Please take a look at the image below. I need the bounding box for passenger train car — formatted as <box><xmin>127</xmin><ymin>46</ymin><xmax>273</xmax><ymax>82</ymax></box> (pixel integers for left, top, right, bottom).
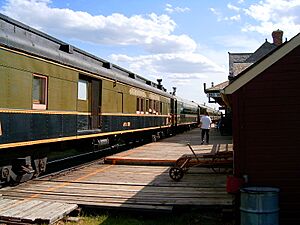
<box><xmin>0</xmin><ymin>14</ymin><xmax>217</xmax><ymax>184</ymax></box>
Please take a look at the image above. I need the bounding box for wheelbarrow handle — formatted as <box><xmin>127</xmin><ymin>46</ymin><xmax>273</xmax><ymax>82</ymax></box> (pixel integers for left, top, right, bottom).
<box><xmin>186</xmin><ymin>143</ymin><xmax>200</xmax><ymax>162</ymax></box>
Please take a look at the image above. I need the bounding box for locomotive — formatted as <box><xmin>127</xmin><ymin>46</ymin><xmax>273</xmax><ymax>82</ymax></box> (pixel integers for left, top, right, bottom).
<box><xmin>0</xmin><ymin>14</ymin><xmax>217</xmax><ymax>185</ymax></box>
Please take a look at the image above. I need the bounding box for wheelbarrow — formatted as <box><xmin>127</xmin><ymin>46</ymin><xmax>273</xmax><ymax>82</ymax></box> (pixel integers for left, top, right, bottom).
<box><xmin>169</xmin><ymin>143</ymin><xmax>233</xmax><ymax>181</ymax></box>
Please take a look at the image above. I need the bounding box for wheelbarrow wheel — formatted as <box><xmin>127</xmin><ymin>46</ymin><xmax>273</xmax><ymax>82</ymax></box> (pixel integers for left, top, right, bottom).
<box><xmin>169</xmin><ymin>167</ymin><xmax>184</xmax><ymax>181</ymax></box>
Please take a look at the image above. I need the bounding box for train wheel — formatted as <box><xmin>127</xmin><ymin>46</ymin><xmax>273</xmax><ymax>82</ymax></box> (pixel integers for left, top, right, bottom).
<box><xmin>33</xmin><ymin>157</ymin><xmax>47</xmax><ymax>178</ymax></box>
<box><xmin>169</xmin><ymin>167</ymin><xmax>184</xmax><ymax>181</ymax></box>
<box><xmin>151</xmin><ymin>135</ymin><xmax>157</xmax><ymax>142</ymax></box>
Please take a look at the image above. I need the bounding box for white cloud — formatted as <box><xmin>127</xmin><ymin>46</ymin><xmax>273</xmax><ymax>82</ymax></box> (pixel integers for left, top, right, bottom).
<box><xmin>225</xmin><ymin>14</ymin><xmax>241</xmax><ymax>21</ymax></box>
<box><xmin>1</xmin><ymin>0</ymin><xmax>183</xmax><ymax>50</ymax></box>
<box><xmin>144</xmin><ymin>34</ymin><xmax>197</xmax><ymax>53</ymax></box>
<box><xmin>210</xmin><ymin>7</ymin><xmax>223</xmax><ymax>22</ymax></box>
<box><xmin>165</xmin><ymin>4</ymin><xmax>190</xmax><ymax>14</ymax></box>
<box><xmin>242</xmin><ymin>0</ymin><xmax>300</xmax><ymax>38</ymax></box>
<box><xmin>110</xmin><ymin>53</ymin><xmax>226</xmax><ymax>86</ymax></box>
<box><xmin>210</xmin><ymin>0</ymin><xmax>299</xmax><ymax>39</ymax></box>
<box><xmin>0</xmin><ymin>0</ymin><xmax>199</xmax><ymax>54</ymax></box>
<box><xmin>227</xmin><ymin>3</ymin><xmax>240</xmax><ymax>12</ymax></box>
<box><xmin>111</xmin><ymin>53</ymin><xmax>225</xmax><ymax>75</ymax></box>
<box><xmin>213</xmin><ymin>35</ymin><xmax>262</xmax><ymax>52</ymax></box>
<box><xmin>0</xmin><ymin>0</ymin><xmax>226</xmax><ymax>102</ymax></box>
<box><xmin>210</xmin><ymin>7</ymin><xmax>240</xmax><ymax>22</ymax></box>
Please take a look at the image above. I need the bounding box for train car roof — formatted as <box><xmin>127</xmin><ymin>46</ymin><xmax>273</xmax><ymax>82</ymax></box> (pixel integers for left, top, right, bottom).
<box><xmin>0</xmin><ymin>13</ymin><xmax>173</xmax><ymax>98</ymax></box>
<box><xmin>174</xmin><ymin>96</ymin><xmax>199</xmax><ymax>108</ymax></box>
<box><xmin>203</xmin><ymin>105</ymin><xmax>220</xmax><ymax>115</ymax></box>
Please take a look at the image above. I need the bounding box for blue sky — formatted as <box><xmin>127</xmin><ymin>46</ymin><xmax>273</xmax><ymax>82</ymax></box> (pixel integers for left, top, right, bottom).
<box><xmin>0</xmin><ymin>0</ymin><xmax>299</xmax><ymax>108</ymax></box>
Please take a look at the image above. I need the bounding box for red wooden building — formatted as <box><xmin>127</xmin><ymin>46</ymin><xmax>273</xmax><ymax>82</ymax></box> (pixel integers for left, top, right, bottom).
<box><xmin>223</xmin><ymin>33</ymin><xmax>300</xmax><ymax>224</ymax></box>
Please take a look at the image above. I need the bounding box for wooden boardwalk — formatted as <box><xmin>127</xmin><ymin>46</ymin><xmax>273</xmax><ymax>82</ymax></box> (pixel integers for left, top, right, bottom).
<box><xmin>105</xmin><ymin>128</ymin><xmax>232</xmax><ymax>165</ymax></box>
<box><xmin>0</xmin><ymin>128</ymin><xmax>233</xmax><ymax>224</ymax></box>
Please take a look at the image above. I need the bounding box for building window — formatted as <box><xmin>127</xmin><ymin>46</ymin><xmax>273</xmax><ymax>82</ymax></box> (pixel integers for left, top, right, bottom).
<box><xmin>78</xmin><ymin>79</ymin><xmax>88</xmax><ymax>100</ymax></box>
<box><xmin>32</xmin><ymin>74</ymin><xmax>47</xmax><ymax>110</ymax></box>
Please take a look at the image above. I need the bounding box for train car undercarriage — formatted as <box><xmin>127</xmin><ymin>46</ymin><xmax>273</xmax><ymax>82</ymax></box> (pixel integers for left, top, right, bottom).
<box><xmin>0</xmin><ymin>126</ymin><xmax>185</xmax><ymax>186</ymax></box>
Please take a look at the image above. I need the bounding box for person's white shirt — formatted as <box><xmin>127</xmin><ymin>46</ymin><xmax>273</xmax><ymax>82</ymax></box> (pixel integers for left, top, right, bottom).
<box><xmin>200</xmin><ymin>115</ymin><xmax>212</xmax><ymax>129</ymax></box>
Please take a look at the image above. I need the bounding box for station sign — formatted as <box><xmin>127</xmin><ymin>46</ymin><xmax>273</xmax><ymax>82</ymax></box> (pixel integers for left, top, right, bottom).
<box><xmin>207</xmin><ymin>92</ymin><xmax>221</xmax><ymax>98</ymax></box>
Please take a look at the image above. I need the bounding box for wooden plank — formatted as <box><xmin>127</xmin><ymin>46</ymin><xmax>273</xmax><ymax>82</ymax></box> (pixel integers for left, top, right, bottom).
<box><xmin>2</xmin><ymin>188</ymin><xmax>230</xmax><ymax>200</ymax></box>
<box><xmin>0</xmin><ymin>196</ymin><xmax>173</xmax><ymax>212</ymax></box>
<box><xmin>0</xmin><ymin>198</ymin><xmax>77</xmax><ymax>224</ymax></box>
<box><xmin>25</xmin><ymin>202</ymin><xmax>78</xmax><ymax>224</ymax></box>
<box><xmin>14</xmin><ymin>182</ymin><xmax>227</xmax><ymax>194</ymax></box>
<box><xmin>0</xmin><ymin>200</ymin><xmax>45</xmax><ymax>217</ymax></box>
<box><xmin>1</xmin><ymin>191</ymin><xmax>232</xmax><ymax>206</ymax></box>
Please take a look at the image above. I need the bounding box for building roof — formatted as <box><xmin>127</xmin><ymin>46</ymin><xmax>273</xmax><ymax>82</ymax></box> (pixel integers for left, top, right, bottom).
<box><xmin>205</xmin><ymin>80</ymin><xmax>229</xmax><ymax>92</ymax></box>
<box><xmin>232</xmin><ymin>62</ymin><xmax>253</xmax><ymax>76</ymax></box>
<box><xmin>245</xmin><ymin>40</ymin><xmax>277</xmax><ymax>63</ymax></box>
<box><xmin>224</xmin><ymin>33</ymin><xmax>300</xmax><ymax>94</ymax></box>
<box><xmin>228</xmin><ymin>40</ymin><xmax>277</xmax><ymax>78</ymax></box>
<box><xmin>205</xmin><ymin>30</ymin><xmax>286</xmax><ymax>108</ymax></box>
<box><xmin>228</xmin><ymin>53</ymin><xmax>252</xmax><ymax>76</ymax></box>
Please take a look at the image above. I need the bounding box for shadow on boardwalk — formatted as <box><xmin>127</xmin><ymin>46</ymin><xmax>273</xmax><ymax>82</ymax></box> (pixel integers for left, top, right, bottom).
<box><xmin>118</xmin><ymin>127</ymin><xmax>234</xmax><ymax>212</ymax></box>
<box><xmin>163</xmin><ymin>128</ymin><xmax>232</xmax><ymax>146</ymax></box>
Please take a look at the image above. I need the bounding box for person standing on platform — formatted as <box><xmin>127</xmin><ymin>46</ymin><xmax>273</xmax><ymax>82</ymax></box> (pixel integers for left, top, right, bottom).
<box><xmin>200</xmin><ymin>112</ymin><xmax>212</xmax><ymax>144</ymax></box>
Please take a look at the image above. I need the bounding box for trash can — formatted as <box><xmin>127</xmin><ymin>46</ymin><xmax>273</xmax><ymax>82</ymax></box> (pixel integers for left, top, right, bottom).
<box><xmin>240</xmin><ymin>187</ymin><xmax>279</xmax><ymax>225</ymax></box>
<box><xmin>226</xmin><ymin>175</ymin><xmax>244</xmax><ymax>194</ymax></box>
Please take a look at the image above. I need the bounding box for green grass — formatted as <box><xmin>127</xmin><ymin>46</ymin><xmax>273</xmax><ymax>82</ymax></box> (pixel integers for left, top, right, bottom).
<box><xmin>59</xmin><ymin>208</ymin><xmax>233</xmax><ymax>225</ymax></box>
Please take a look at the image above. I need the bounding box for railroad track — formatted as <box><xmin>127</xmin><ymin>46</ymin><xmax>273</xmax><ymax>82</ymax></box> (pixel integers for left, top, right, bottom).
<box><xmin>44</xmin><ymin>140</ymin><xmax>149</xmax><ymax>176</ymax></box>
<box><xmin>1</xmin><ymin>140</ymin><xmax>150</xmax><ymax>188</ymax></box>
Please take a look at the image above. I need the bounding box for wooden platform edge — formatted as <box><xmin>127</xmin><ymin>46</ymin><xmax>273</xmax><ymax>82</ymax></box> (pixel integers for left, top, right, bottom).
<box><xmin>104</xmin><ymin>157</ymin><xmax>176</xmax><ymax>166</ymax></box>
<box><xmin>46</xmin><ymin>203</ymin><xmax>78</xmax><ymax>224</ymax></box>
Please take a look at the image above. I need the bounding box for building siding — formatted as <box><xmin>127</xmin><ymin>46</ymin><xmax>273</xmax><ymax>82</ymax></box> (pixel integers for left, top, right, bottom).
<box><xmin>232</xmin><ymin>46</ymin><xmax>300</xmax><ymax>224</ymax></box>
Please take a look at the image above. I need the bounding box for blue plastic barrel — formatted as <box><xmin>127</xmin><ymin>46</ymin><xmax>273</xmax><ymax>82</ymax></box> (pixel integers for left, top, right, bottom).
<box><xmin>240</xmin><ymin>187</ymin><xmax>279</xmax><ymax>225</ymax></box>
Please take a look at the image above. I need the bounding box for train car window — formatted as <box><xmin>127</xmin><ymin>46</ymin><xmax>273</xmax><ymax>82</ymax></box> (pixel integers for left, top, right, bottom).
<box><xmin>78</xmin><ymin>79</ymin><xmax>88</xmax><ymax>100</ymax></box>
<box><xmin>159</xmin><ymin>102</ymin><xmax>162</xmax><ymax>115</ymax></box>
<box><xmin>32</xmin><ymin>74</ymin><xmax>47</xmax><ymax>110</ymax></box>
<box><xmin>149</xmin><ymin>99</ymin><xmax>153</xmax><ymax>113</ymax></box>
<box><xmin>140</xmin><ymin>98</ymin><xmax>144</xmax><ymax>114</ymax></box>
<box><xmin>136</xmin><ymin>97</ymin><xmax>140</xmax><ymax>114</ymax></box>
<box><xmin>146</xmin><ymin>99</ymin><xmax>149</xmax><ymax>114</ymax></box>
<box><xmin>156</xmin><ymin>101</ymin><xmax>160</xmax><ymax>115</ymax></box>
<box><xmin>153</xmin><ymin>100</ymin><xmax>156</xmax><ymax>113</ymax></box>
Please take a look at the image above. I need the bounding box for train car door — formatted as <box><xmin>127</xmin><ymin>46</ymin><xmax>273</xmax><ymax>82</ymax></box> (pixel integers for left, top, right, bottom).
<box><xmin>91</xmin><ymin>79</ymin><xmax>102</xmax><ymax>129</ymax></box>
<box><xmin>174</xmin><ymin>99</ymin><xmax>178</xmax><ymax>126</ymax></box>
<box><xmin>197</xmin><ymin>106</ymin><xmax>201</xmax><ymax>124</ymax></box>
<box><xmin>170</xmin><ymin>98</ymin><xmax>177</xmax><ymax>126</ymax></box>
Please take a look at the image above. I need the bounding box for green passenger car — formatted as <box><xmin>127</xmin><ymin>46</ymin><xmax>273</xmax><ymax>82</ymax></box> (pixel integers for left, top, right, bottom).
<box><xmin>0</xmin><ymin>14</ymin><xmax>203</xmax><ymax>185</ymax></box>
